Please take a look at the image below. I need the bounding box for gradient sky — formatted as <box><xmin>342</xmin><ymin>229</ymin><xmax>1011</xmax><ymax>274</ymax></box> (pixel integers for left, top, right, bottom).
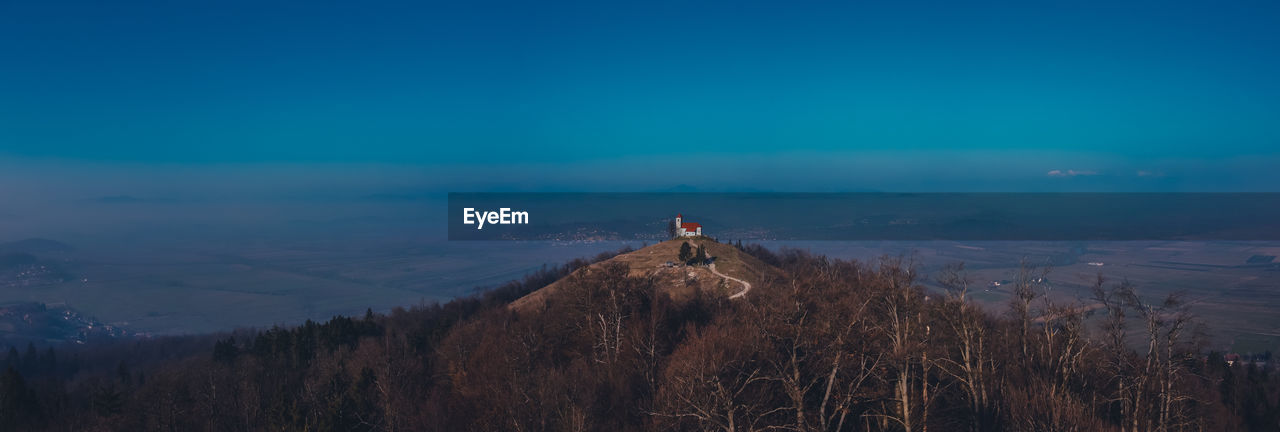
<box><xmin>2</xmin><ymin>0</ymin><xmax>1279</xmax><ymax>191</ymax></box>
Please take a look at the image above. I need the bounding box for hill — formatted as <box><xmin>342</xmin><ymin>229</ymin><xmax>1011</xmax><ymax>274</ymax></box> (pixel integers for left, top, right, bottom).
<box><xmin>0</xmin><ymin>243</ymin><xmax>1275</xmax><ymax>431</ymax></box>
<box><xmin>0</xmin><ymin>302</ymin><xmax>129</xmax><ymax>344</ymax></box>
<box><xmin>509</xmin><ymin>238</ymin><xmax>780</xmax><ymax>312</ymax></box>
<box><xmin>0</xmin><ymin>251</ymin><xmax>73</xmax><ymax>288</ymax></box>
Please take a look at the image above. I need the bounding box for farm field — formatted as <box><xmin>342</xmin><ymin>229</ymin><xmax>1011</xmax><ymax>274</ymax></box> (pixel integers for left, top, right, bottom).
<box><xmin>770</xmin><ymin>240</ymin><xmax>1280</xmax><ymax>354</ymax></box>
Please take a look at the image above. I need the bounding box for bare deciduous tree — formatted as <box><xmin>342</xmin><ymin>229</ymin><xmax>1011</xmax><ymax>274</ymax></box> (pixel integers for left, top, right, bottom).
<box><xmin>936</xmin><ymin>262</ymin><xmax>999</xmax><ymax>431</ymax></box>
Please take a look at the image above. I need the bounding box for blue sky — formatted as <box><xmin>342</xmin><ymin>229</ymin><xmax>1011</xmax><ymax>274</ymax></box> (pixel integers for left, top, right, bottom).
<box><xmin>2</xmin><ymin>0</ymin><xmax>1279</xmax><ymax>191</ymax></box>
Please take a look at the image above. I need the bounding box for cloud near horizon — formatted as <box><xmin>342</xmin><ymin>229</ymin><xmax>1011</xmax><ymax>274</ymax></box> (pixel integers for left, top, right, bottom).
<box><xmin>1046</xmin><ymin>169</ymin><xmax>1100</xmax><ymax>177</ymax></box>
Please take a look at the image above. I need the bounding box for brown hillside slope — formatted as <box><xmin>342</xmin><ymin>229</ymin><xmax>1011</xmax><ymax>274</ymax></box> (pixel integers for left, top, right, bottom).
<box><xmin>509</xmin><ymin>238</ymin><xmax>781</xmax><ymax>313</ymax></box>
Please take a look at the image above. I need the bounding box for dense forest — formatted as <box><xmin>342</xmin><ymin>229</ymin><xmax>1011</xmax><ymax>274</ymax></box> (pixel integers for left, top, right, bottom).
<box><xmin>2</xmin><ymin>243</ymin><xmax>1278</xmax><ymax>431</ymax></box>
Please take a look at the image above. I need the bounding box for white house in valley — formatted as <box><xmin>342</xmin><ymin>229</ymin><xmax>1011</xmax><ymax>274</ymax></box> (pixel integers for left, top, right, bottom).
<box><xmin>675</xmin><ymin>213</ymin><xmax>703</xmax><ymax>237</ymax></box>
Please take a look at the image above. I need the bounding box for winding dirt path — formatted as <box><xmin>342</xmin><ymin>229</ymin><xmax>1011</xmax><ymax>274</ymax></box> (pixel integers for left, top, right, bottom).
<box><xmin>710</xmin><ymin>263</ymin><xmax>752</xmax><ymax>299</ymax></box>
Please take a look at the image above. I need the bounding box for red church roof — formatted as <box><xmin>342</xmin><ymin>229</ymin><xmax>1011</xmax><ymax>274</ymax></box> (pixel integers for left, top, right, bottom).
<box><xmin>680</xmin><ymin>222</ymin><xmax>702</xmax><ymax>231</ymax></box>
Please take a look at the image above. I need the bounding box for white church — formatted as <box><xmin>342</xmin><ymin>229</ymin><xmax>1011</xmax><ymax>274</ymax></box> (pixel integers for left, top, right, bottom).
<box><xmin>675</xmin><ymin>213</ymin><xmax>703</xmax><ymax>237</ymax></box>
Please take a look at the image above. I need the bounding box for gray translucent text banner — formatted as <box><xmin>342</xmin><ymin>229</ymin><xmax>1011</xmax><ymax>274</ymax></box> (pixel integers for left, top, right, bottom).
<box><xmin>447</xmin><ymin>193</ymin><xmax>1280</xmax><ymax>241</ymax></box>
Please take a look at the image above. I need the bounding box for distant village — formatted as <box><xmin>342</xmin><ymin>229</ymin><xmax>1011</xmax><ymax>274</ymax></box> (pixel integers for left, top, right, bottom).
<box><xmin>0</xmin><ymin>302</ymin><xmax>138</xmax><ymax>345</ymax></box>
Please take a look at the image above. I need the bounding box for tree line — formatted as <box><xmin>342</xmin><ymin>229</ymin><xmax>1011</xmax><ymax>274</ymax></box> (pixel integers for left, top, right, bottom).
<box><xmin>678</xmin><ymin>242</ymin><xmax>709</xmax><ymax>266</ymax></box>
